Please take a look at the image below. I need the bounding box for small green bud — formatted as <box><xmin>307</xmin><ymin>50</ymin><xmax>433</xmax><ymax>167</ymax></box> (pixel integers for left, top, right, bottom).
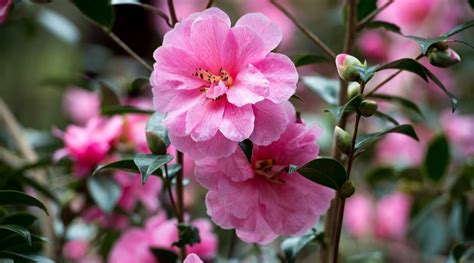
<box><xmin>146</xmin><ymin>130</ymin><xmax>167</xmax><ymax>155</ymax></box>
<box><xmin>340</xmin><ymin>181</ymin><xmax>355</xmax><ymax>198</ymax></box>
<box><xmin>428</xmin><ymin>47</ymin><xmax>461</xmax><ymax>68</ymax></box>
<box><xmin>359</xmin><ymin>99</ymin><xmax>378</xmax><ymax>117</ymax></box>
<box><xmin>335</xmin><ymin>54</ymin><xmax>364</xmax><ymax>82</ymax></box>
<box><xmin>347</xmin><ymin>82</ymin><xmax>361</xmax><ymax>99</ymax></box>
<box><xmin>334</xmin><ymin>126</ymin><xmax>351</xmax><ymax>155</ymax></box>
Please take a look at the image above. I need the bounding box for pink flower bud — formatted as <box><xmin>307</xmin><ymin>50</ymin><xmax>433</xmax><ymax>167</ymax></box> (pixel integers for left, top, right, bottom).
<box><xmin>428</xmin><ymin>47</ymin><xmax>461</xmax><ymax>68</ymax></box>
<box><xmin>335</xmin><ymin>54</ymin><xmax>363</xmax><ymax>82</ymax></box>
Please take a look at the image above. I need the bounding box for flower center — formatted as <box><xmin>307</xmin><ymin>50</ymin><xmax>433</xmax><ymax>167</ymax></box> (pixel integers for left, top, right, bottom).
<box><xmin>193</xmin><ymin>67</ymin><xmax>233</xmax><ymax>87</ymax></box>
<box><xmin>254</xmin><ymin>159</ymin><xmax>286</xmax><ymax>184</ymax></box>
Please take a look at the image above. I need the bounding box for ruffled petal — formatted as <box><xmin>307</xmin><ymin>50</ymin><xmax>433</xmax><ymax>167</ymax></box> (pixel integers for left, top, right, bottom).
<box><xmin>235</xmin><ymin>13</ymin><xmax>282</xmax><ymax>53</ymax></box>
<box><xmin>226</xmin><ymin>64</ymin><xmax>269</xmax><ymax>107</ymax></box>
<box><xmin>250</xmin><ymin>100</ymin><xmax>289</xmax><ymax>145</ymax></box>
<box><xmin>186</xmin><ymin>100</ymin><xmax>225</xmax><ymax>142</ymax></box>
<box><xmin>219</xmin><ymin>102</ymin><xmax>255</xmax><ymax>141</ymax></box>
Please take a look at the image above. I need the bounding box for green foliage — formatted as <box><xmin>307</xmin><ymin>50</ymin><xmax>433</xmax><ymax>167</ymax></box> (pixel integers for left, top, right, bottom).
<box><xmin>444</xmin><ymin>19</ymin><xmax>474</xmax><ymax>37</ymax></box>
<box><xmin>423</xmin><ymin>134</ymin><xmax>450</xmax><ymax>182</ymax></box>
<box><xmin>133</xmin><ymin>154</ymin><xmax>173</xmax><ymax>184</ymax></box>
<box><xmin>366</xmin><ymin>21</ymin><xmax>401</xmax><ymax>34</ymax></box>
<box><xmin>325</xmin><ymin>94</ymin><xmax>363</xmax><ymax>122</ymax></box>
<box><xmin>146</xmin><ymin>113</ymin><xmax>170</xmax><ymax>155</ymax></box>
<box><xmin>281</xmin><ymin>229</ymin><xmax>318</xmax><ymax>263</ymax></box>
<box><xmin>172</xmin><ymin>224</ymin><xmax>201</xmax><ymax>248</ymax></box>
<box><xmin>238</xmin><ymin>139</ymin><xmax>253</xmax><ymax>163</ymax></box>
<box><xmin>370</xmin><ymin>94</ymin><xmax>423</xmax><ymax>118</ymax></box>
<box><xmin>87</xmin><ymin>176</ymin><xmax>121</xmax><ymax>213</ymax></box>
<box><xmin>297</xmin><ymin>157</ymin><xmax>347</xmax><ymax>191</ymax></box>
<box><xmin>302</xmin><ymin>76</ymin><xmax>339</xmax><ymax>105</ymax></box>
<box><xmin>73</xmin><ymin>0</ymin><xmax>115</xmax><ymax>30</ymax></box>
<box><xmin>356</xmin><ymin>0</ymin><xmax>377</xmax><ymax>21</ymax></box>
<box><xmin>354</xmin><ymin>124</ymin><xmax>419</xmax><ymax>155</ymax></box>
<box><xmin>373</xmin><ymin>111</ymin><xmax>399</xmax><ymax>126</ymax></box>
<box><xmin>293</xmin><ymin>54</ymin><xmax>329</xmax><ymax>67</ymax></box>
<box><xmin>0</xmin><ymin>190</ymin><xmax>48</xmax><ymax>214</ymax></box>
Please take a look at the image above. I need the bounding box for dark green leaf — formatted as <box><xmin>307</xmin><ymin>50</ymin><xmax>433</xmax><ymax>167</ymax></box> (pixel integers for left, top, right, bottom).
<box><xmin>0</xmin><ymin>251</ymin><xmax>37</xmax><ymax>263</ymax></box>
<box><xmin>444</xmin><ymin>19</ymin><xmax>474</xmax><ymax>37</ymax></box>
<box><xmin>370</xmin><ymin>94</ymin><xmax>423</xmax><ymax>117</ymax></box>
<box><xmin>93</xmin><ymin>159</ymin><xmax>139</xmax><ymax>175</ymax></box>
<box><xmin>87</xmin><ymin>176</ymin><xmax>121</xmax><ymax>213</ymax></box>
<box><xmin>172</xmin><ymin>224</ymin><xmax>201</xmax><ymax>248</ymax></box>
<box><xmin>99</xmin><ymin>82</ymin><xmax>120</xmax><ymax>109</ymax></box>
<box><xmin>0</xmin><ymin>213</ymin><xmax>37</xmax><ymax>228</ymax></box>
<box><xmin>356</xmin><ymin>65</ymin><xmax>377</xmax><ymax>84</ymax></box>
<box><xmin>0</xmin><ymin>258</ymin><xmax>13</xmax><ymax>263</ymax></box>
<box><xmin>73</xmin><ymin>0</ymin><xmax>115</xmax><ymax>29</ymax></box>
<box><xmin>403</xmin><ymin>36</ymin><xmax>447</xmax><ymax>55</ymax></box>
<box><xmin>355</xmin><ymin>124</ymin><xmax>419</xmax><ymax>155</ymax></box>
<box><xmin>238</xmin><ymin>139</ymin><xmax>253</xmax><ymax>163</ymax></box>
<box><xmin>470</xmin><ymin>0</ymin><xmax>474</xmax><ymax>9</ymax></box>
<box><xmin>325</xmin><ymin>95</ymin><xmax>363</xmax><ymax>122</ymax></box>
<box><xmin>133</xmin><ymin>154</ymin><xmax>173</xmax><ymax>184</ymax></box>
<box><xmin>450</xmin><ymin>243</ymin><xmax>468</xmax><ymax>261</ymax></box>
<box><xmin>423</xmin><ymin>134</ymin><xmax>449</xmax><ymax>182</ymax></box>
<box><xmin>302</xmin><ymin>76</ymin><xmax>339</xmax><ymax>105</ymax></box>
<box><xmin>374</xmin><ymin>111</ymin><xmax>399</xmax><ymax>126</ymax></box>
<box><xmin>422</xmin><ymin>67</ymin><xmax>458</xmax><ymax>112</ymax></box>
<box><xmin>16</xmin><ymin>175</ymin><xmax>59</xmax><ymax>204</ymax></box>
<box><xmin>366</xmin><ymin>20</ymin><xmax>401</xmax><ymax>34</ymax></box>
<box><xmin>297</xmin><ymin>157</ymin><xmax>347</xmax><ymax>191</ymax></box>
<box><xmin>365</xmin><ymin>167</ymin><xmax>397</xmax><ymax>187</ymax></box>
<box><xmin>293</xmin><ymin>54</ymin><xmax>329</xmax><ymax>67</ymax></box>
<box><xmin>101</xmin><ymin>105</ymin><xmax>154</xmax><ymax>116</ymax></box>
<box><xmin>376</xmin><ymin>58</ymin><xmax>428</xmax><ymax>81</ymax></box>
<box><xmin>146</xmin><ymin>112</ymin><xmax>170</xmax><ymax>155</ymax></box>
<box><xmin>357</xmin><ymin>0</ymin><xmax>377</xmax><ymax>21</ymax></box>
<box><xmin>128</xmin><ymin>77</ymin><xmax>149</xmax><ymax>96</ymax></box>
<box><xmin>281</xmin><ymin>230</ymin><xmax>317</xmax><ymax>263</ymax></box>
<box><xmin>150</xmin><ymin>248</ymin><xmax>178</xmax><ymax>263</ymax></box>
<box><xmin>0</xmin><ymin>225</ymin><xmax>31</xmax><ymax>246</ymax></box>
<box><xmin>0</xmin><ymin>191</ymin><xmax>48</xmax><ymax>215</ymax></box>
<box><xmin>166</xmin><ymin>164</ymin><xmax>182</xmax><ymax>179</ymax></box>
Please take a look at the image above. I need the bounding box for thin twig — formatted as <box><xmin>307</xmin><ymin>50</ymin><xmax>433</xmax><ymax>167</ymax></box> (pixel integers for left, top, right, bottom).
<box><xmin>164</xmin><ymin>164</ymin><xmax>180</xmax><ymax>219</ymax></box>
<box><xmin>357</xmin><ymin>0</ymin><xmax>394</xmax><ymax>31</ymax></box>
<box><xmin>205</xmin><ymin>0</ymin><xmax>214</xmax><ymax>9</ymax></box>
<box><xmin>366</xmin><ymin>53</ymin><xmax>424</xmax><ymax>96</ymax></box>
<box><xmin>101</xmin><ymin>26</ymin><xmax>153</xmax><ymax>72</ymax></box>
<box><xmin>270</xmin><ymin>0</ymin><xmax>336</xmax><ymax>59</ymax></box>
<box><xmin>167</xmin><ymin>0</ymin><xmax>178</xmax><ymax>25</ymax></box>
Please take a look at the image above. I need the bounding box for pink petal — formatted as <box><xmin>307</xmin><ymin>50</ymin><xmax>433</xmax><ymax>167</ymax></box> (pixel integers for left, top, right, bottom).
<box><xmin>219</xmin><ymin>102</ymin><xmax>255</xmax><ymax>141</ymax></box>
<box><xmin>226</xmin><ymin>64</ymin><xmax>269</xmax><ymax>107</ymax></box>
<box><xmin>183</xmin><ymin>254</ymin><xmax>203</xmax><ymax>263</ymax></box>
<box><xmin>152</xmin><ymin>86</ymin><xmax>205</xmax><ymax>114</ymax></box>
<box><xmin>219</xmin><ymin>149</ymin><xmax>254</xmax><ymax>182</ymax></box>
<box><xmin>193</xmin><ymin>7</ymin><xmax>231</xmax><ymax>27</ymax></box>
<box><xmin>254</xmin><ymin>53</ymin><xmax>298</xmax><ymax>103</ymax></box>
<box><xmin>250</xmin><ymin>100</ymin><xmax>289</xmax><ymax>145</ymax></box>
<box><xmin>231</xmin><ymin>26</ymin><xmax>267</xmax><ymax>67</ymax></box>
<box><xmin>185</xmin><ymin>99</ymin><xmax>225</xmax><ymax>142</ymax></box>
<box><xmin>235</xmin><ymin>13</ymin><xmax>282</xmax><ymax>53</ymax></box>
<box><xmin>195</xmin><ymin>132</ymin><xmax>238</xmax><ymax>159</ymax></box>
<box><xmin>235</xmin><ymin>214</ymin><xmax>277</xmax><ymax>245</ymax></box>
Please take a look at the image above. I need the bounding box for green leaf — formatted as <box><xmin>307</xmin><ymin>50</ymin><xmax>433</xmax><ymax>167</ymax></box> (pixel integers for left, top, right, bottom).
<box><xmin>423</xmin><ymin>134</ymin><xmax>449</xmax><ymax>182</ymax></box>
<box><xmin>166</xmin><ymin>164</ymin><xmax>182</xmax><ymax>179</ymax></box>
<box><xmin>99</xmin><ymin>82</ymin><xmax>120</xmax><ymax>109</ymax></box>
<box><xmin>0</xmin><ymin>225</ymin><xmax>31</xmax><ymax>246</ymax></box>
<box><xmin>444</xmin><ymin>19</ymin><xmax>474</xmax><ymax>37</ymax></box>
<box><xmin>403</xmin><ymin>35</ymin><xmax>447</xmax><ymax>55</ymax></box>
<box><xmin>0</xmin><ymin>191</ymin><xmax>48</xmax><ymax>215</ymax></box>
<box><xmin>238</xmin><ymin>139</ymin><xmax>253</xmax><ymax>163</ymax></box>
<box><xmin>16</xmin><ymin>175</ymin><xmax>59</xmax><ymax>204</ymax></box>
<box><xmin>73</xmin><ymin>0</ymin><xmax>115</xmax><ymax>30</ymax></box>
<box><xmin>422</xmin><ymin>67</ymin><xmax>458</xmax><ymax>112</ymax></box>
<box><xmin>87</xmin><ymin>176</ymin><xmax>121</xmax><ymax>213</ymax></box>
<box><xmin>366</xmin><ymin>20</ymin><xmax>401</xmax><ymax>34</ymax></box>
<box><xmin>355</xmin><ymin>124</ymin><xmax>419</xmax><ymax>155</ymax></box>
<box><xmin>281</xmin><ymin>230</ymin><xmax>317</xmax><ymax>263</ymax></box>
<box><xmin>302</xmin><ymin>76</ymin><xmax>339</xmax><ymax>105</ymax></box>
<box><xmin>0</xmin><ymin>213</ymin><xmax>37</xmax><ymax>228</ymax></box>
<box><xmin>128</xmin><ymin>77</ymin><xmax>149</xmax><ymax>96</ymax></box>
<box><xmin>409</xmin><ymin>205</ymin><xmax>448</xmax><ymax>255</ymax></box>
<box><xmin>325</xmin><ymin>94</ymin><xmax>363</xmax><ymax>122</ymax></box>
<box><xmin>146</xmin><ymin>112</ymin><xmax>170</xmax><ymax>155</ymax></box>
<box><xmin>293</xmin><ymin>54</ymin><xmax>329</xmax><ymax>67</ymax></box>
<box><xmin>357</xmin><ymin>0</ymin><xmax>377</xmax><ymax>21</ymax></box>
<box><xmin>374</xmin><ymin>111</ymin><xmax>399</xmax><ymax>126</ymax></box>
<box><xmin>0</xmin><ymin>258</ymin><xmax>13</xmax><ymax>263</ymax></box>
<box><xmin>172</xmin><ymin>224</ymin><xmax>201</xmax><ymax>248</ymax></box>
<box><xmin>370</xmin><ymin>94</ymin><xmax>423</xmax><ymax>117</ymax></box>
<box><xmin>297</xmin><ymin>157</ymin><xmax>347</xmax><ymax>191</ymax></box>
<box><xmin>93</xmin><ymin>159</ymin><xmax>139</xmax><ymax>175</ymax></box>
<box><xmin>101</xmin><ymin>105</ymin><xmax>154</xmax><ymax>116</ymax></box>
<box><xmin>150</xmin><ymin>248</ymin><xmax>178</xmax><ymax>263</ymax></box>
<box><xmin>0</xmin><ymin>251</ymin><xmax>37</xmax><ymax>263</ymax></box>
<box><xmin>450</xmin><ymin>243</ymin><xmax>469</xmax><ymax>262</ymax></box>
<box><xmin>133</xmin><ymin>154</ymin><xmax>173</xmax><ymax>184</ymax></box>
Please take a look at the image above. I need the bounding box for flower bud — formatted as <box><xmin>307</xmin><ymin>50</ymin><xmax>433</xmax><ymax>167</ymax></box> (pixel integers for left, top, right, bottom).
<box><xmin>359</xmin><ymin>99</ymin><xmax>378</xmax><ymax>117</ymax></box>
<box><xmin>334</xmin><ymin>126</ymin><xmax>351</xmax><ymax>155</ymax></box>
<box><xmin>347</xmin><ymin>82</ymin><xmax>361</xmax><ymax>99</ymax></box>
<box><xmin>335</xmin><ymin>54</ymin><xmax>364</xmax><ymax>82</ymax></box>
<box><xmin>428</xmin><ymin>47</ymin><xmax>461</xmax><ymax>68</ymax></box>
<box><xmin>340</xmin><ymin>181</ymin><xmax>355</xmax><ymax>198</ymax></box>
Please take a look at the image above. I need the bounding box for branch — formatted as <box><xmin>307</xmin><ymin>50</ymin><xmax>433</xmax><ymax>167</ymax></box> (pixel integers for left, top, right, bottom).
<box><xmin>357</xmin><ymin>0</ymin><xmax>394</xmax><ymax>31</ymax></box>
<box><xmin>270</xmin><ymin>0</ymin><xmax>336</xmax><ymax>59</ymax></box>
<box><xmin>167</xmin><ymin>0</ymin><xmax>178</xmax><ymax>25</ymax></box>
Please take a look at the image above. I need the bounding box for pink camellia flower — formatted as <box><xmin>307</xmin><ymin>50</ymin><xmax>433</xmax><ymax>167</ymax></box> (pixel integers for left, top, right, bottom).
<box><xmin>63</xmin><ymin>87</ymin><xmax>100</xmax><ymax>125</ymax></box>
<box><xmin>151</xmin><ymin>8</ymin><xmax>298</xmax><ymax>160</ymax></box>
<box><xmin>441</xmin><ymin>111</ymin><xmax>474</xmax><ymax>156</ymax></box>
<box><xmin>184</xmin><ymin>253</ymin><xmax>202</xmax><ymax>263</ymax></box>
<box><xmin>63</xmin><ymin>239</ymin><xmax>89</xmax><ymax>261</ymax></box>
<box><xmin>54</xmin><ymin>117</ymin><xmax>122</xmax><ymax>177</ymax></box>
<box><xmin>195</xmin><ymin>108</ymin><xmax>335</xmax><ymax>244</ymax></box>
<box><xmin>374</xmin><ymin>192</ymin><xmax>411</xmax><ymax>240</ymax></box>
<box><xmin>108</xmin><ymin>213</ymin><xmax>217</xmax><ymax>263</ymax></box>
<box><xmin>0</xmin><ymin>0</ymin><xmax>12</xmax><ymax>24</ymax></box>
<box><xmin>344</xmin><ymin>193</ymin><xmax>374</xmax><ymax>238</ymax></box>
<box><xmin>115</xmin><ymin>171</ymin><xmax>162</xmax><ymax>212</ymax></box>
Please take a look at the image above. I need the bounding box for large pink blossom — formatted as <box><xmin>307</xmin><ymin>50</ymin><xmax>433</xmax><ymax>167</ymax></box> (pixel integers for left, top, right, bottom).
<box><xmin>151</xmin><ymin>8</ymin><xmax>298</xmax><ymax>160</ymax></box>
<box><xmin>108</xmin><ymin>213</ymin><xmax>217</xmax><ymax>262</ymax></box>
<box><xmin>54</xmin><ymin>117</ymin><xmax>123</xmax><ymax>177</ymax></box>
<box><xmin>0</xmin><ymin>0</ymin><xmax>12</xmax><ymax>24</ymax></box>
<box><xmin>195</xmin><ymin>111</ymin><xmax>334</xmax><ymax>244</ymax></box>
<box><xmin>441</xmin><ymin>110</ymin><xmax>474</xmax><ymax>156</ymax></box>
<box><xmin>63</xmin><ymin>87</ymin><xmax>100</xmax><ymax>125</ymax></box>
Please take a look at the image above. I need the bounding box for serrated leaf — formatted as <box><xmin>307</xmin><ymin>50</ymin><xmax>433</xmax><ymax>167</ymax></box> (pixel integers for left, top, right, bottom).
<box><xmin>133</xmin><ymin>154</ymin><xmax>173</xmax><ymax>184</ymax></box>
<box><xmin>423</xmin><ymin>134</ymin><xmax>449</xmax><ymax>182</ymax></box>
<box><xmin>146</xmin><ymin>112</ymin><xmax>169</xmax><ymax>155</ymax></box>
<box><xmin>373</xmin><ymin>111</ymin><xmax>399</xmax><ymax>126</ymax></box>
<box><xmin>357</xmin><ymin>0</ymin><xmax>377</xmax><ymax>21</ymax></box>
<box><xmin>355</xmin><ymin>124</ymin><xmax>419</xmax><ymax>155</ymax></box>
<box><xmin>281</xmin><ymin>230</ymin><xmax>317</xmax><ymax>263</ymax></box>
<box><xmin>370</xmin><ymin>94</ymin><xmax>423</xmax><ymax>117</ymax></box>
<box><xmin>0</xmin><ymin>225</ymin><xmax>31</xmax><ymax>246</ymax></box>
<box><xmin>87</xmin><ymin>176</ymin><xmax>121</xmax><ymax>213</ymax></box>
<box><xmin>325</xmin><ymin>94</ymin><xmax>363</xmax><ymax>122</ymax></box>
<box><xmin>238</xmin><ymin>139</ymin><xmax>253</xmax><ymax>163</ymax></box>
<box><xmin>444</xmin><ymin>19</ymin><xmax>474</xmax><ymax>37</ymax></box>
<box><xmin>0</xmin><ymin>191</ymin><xmax>48</xmax><ymax>215</ymax></box>
<box><xmin>366</xmin><ymin>20</ymin><xmax>401</xmax><ymax>34</ymax></box>
<box><xmin>297</xmin><ymin>158</ymin><xmax>347</xmax><ymax>191</ymax></box>
<box><xmin>302</xmin><ymin>76</ymin><xmax>339</xmax><ymax>105</ymax></box>
<box><xmin>101</xmin><ymin>105</ymin><xmax>154</xmax><ymax>116</ymax></box>
<box><xmin>293</xmin><ymin>54</ymin><xmax>329</xmax><ymax>67</ymax></box>
<box><xmin>73</xmin><ymin>0</ymin><xmax>115</xmax><ymax>29</ymax></box>
<box><xmin>150</xmin><ymin>248</ymin><xmax>178</xmax><ymax>263</ymax></box>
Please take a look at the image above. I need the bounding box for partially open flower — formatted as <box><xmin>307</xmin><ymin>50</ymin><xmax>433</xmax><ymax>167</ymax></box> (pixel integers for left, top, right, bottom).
<box><xmin>428</xmin><ymin>47</ymin><xmax>461</xmax><ymax>68</ymax></box>
<box><xmin>335</xmin><ymin>54</ymin><xmax>364</xmax><ymax>82</ymax></box>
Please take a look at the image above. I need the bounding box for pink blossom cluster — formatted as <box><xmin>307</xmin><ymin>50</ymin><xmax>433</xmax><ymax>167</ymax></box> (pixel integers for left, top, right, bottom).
<box><xmin>151</xmin><ymin>8</ymin><xmax>335</xmax><ymax>244</ymax></box>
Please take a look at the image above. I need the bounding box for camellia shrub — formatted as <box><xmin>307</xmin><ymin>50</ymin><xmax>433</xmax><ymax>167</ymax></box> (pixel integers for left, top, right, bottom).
<box><xmin>0</xmin><ymin>0</ymin><xmax>473</xmax><ymax>262</ymax></box>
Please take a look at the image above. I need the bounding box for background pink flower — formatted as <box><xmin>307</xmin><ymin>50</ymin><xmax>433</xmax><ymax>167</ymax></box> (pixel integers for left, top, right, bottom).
<box><xmin>344</xmin><ymin>193</ymin><xmax>374</xmax><ymax>238</ymax></box>
<box><xmin>115</xmin><ymin>171</ymin><xmax>162</xmax><ymax>212</ymax></box>
<box><xmin>151</xmin><ymin>8</ymin><xmax>298</xmax><ymax>160</ymax></box>
<box><xmin>441</xmin><ymin>110</ymin><xmax>474</xmax><ymax>157</ymax></box>
<box><xmin>62</xmin><ymin>239</ymin><xmax>89</xmax><ymax>261</ymax></box>
<box><xmin>374</xmin><ymin>192</ymin><xmax>411</xmax><ymax>240</ymax></box>
<box><xmin>0</xmin><ymin>0</ymin><xmax>12</xmax><ymax>24</ymax></box>
<box><xmin>195</xmin><ymin>115</ymin><xmax>335</xmax><ymax>244</ymax></box>
<box><xmin>63</xmin><ymin>87</ymin><xmax>100</xmax><ymax>125</ymax></box>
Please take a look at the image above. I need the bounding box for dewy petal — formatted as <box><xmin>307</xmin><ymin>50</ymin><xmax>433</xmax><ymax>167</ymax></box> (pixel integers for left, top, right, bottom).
<box><xmin>226</xmin><ymin>64</ymin><xmax>269</xmax><ymax>107</ymax></box>
<box><xmin>250</xmin><ymin>100</ymin><xmax>289</xmax><ymax>145</ymax></box>
<box><xmin>219</xmin><ymin>102</ymin><xmax>255</xmax><ymax>141</ymax></box>
<box><xmin>254</xmin><ymin>53</ymin><xmax>298</xmax><ymax>104</ymax></box>
<box><xmin>235</xmin><ymin>13</ymin><xmax>282</xmax><ymax>53</ymax></box>
<box><xmin>186</xmin><ymin>99</ymin><xmax>225</xmax><ymax>142</ymax></box>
